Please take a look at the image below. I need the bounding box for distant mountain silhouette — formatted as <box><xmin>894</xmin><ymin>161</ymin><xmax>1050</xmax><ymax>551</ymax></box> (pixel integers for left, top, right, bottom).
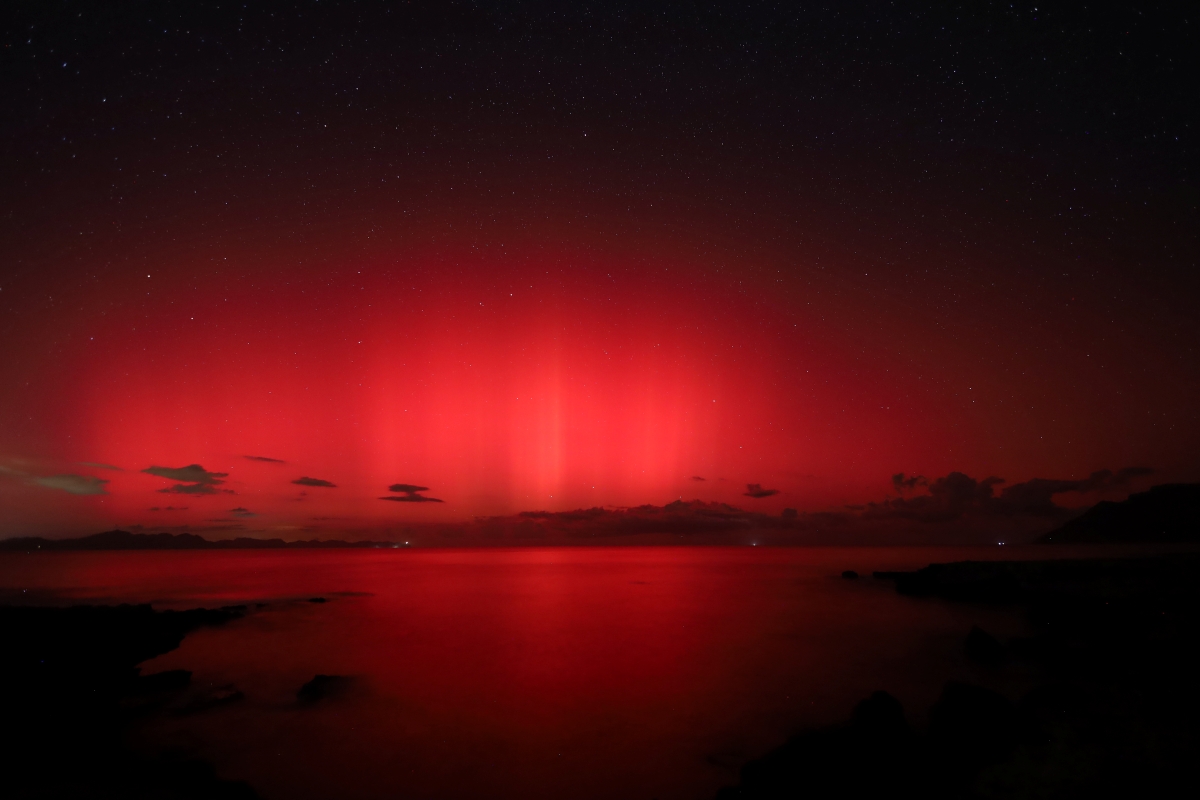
<box><xmin>0</xmin><ymin>529</ymin><xmax>399</xmax><ymax>551</ymax></box>
<box><xmin>1040</xmin><ymin>483</ymin><xmax>1200</xmax><ymax>543</ymax></box>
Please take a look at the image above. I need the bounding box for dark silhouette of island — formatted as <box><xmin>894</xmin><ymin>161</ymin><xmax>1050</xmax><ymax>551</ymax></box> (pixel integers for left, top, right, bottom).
<box><xmin>0</xmin><ymin>529</ymin><xmax>400</xmax><ymax>551</ymax></box>
<box><xmin>721</xmin><ymin>554</ymin><xmax>1200</xmax><ymax>798</ymax></box>
<box><xmin>3</xmin><ymin>602</ymin><xmax>257</xmax><ymax>798</ymax></box>
<box><xmin>1040</xmin><ymin>482</ymin><xmax>1200</xmax><ymax>542</ymax></box>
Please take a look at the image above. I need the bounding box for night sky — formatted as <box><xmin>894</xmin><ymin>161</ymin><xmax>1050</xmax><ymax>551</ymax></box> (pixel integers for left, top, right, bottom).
<box><xmin>1</xmin><ymin>2</ymin><xmax>1196</xmax><ymax>538</ymax></box>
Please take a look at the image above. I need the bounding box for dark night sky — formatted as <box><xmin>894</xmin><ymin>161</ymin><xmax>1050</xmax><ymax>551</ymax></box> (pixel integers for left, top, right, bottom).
<box><xmin>1</xmin><ymin>2</ymin><xmax>1196</xmax><ymax>537</ymax></box>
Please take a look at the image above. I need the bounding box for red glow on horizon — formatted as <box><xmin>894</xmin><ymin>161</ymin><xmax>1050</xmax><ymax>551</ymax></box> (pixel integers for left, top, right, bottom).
<box><xmin>72</xmin><ymin>245</ymin><xmax>942</xmax><ymax>527</ymax></box>
<box><xmin>1</xmin><ymin>217</ymin><xmax>1191</xmax><ymax>539</ymax></box>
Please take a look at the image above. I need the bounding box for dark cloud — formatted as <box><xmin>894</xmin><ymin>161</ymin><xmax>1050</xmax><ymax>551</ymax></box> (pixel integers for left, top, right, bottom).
<box><xmin>997</xmin><ymin>478</ymin><xmax>1087</xmax><ymax>516</ymax></box>
<box><xmin>744</xmin><ymin>483</ymin><xmax>780</xmax><ymax>498</ymax></box>
<box><xmin>864</xmin><ymin>467</ymin><xmax>1156</xmax><ymax>522</ymax></box>
<box><xmin>143</xmin><ymin>464</ymin><xmax>230</xmax><ymax>496</ymax></box>
<box><xmin>158</xmin><ymin>483</ymin><xmax>231</xmax><ymax>495</ymax></box>
<box><xmin>382</xmin><ymin>483</ymin><xmax>443</xmax><ymax>503</ymax></box>
<box><xmin>1117</xmin><ymin>466</ymin><xmax>1156</xmax><ymax>482</ymax></box>
<box><xmin>691</xmin><ymin>475</ymin><xmax>706</xmax><ymax>481</ymax></box>
<box><xmin>244</xmin><ymin>455</ymin><xmax>285</xmax><ymax>463</ymax></box>
<box><xmin>388</xmin><ymin>483</ymin><xmax>430</xmax><ymax>493</ymax></box>
<box><xmin>143</xmin><ymin>464</ymin><xmax>227</xmax><ymax>484</ymax></box>
<box><xmin>293</xmin><ymin>476</ymin><xmax>337</xmax><ymax>487</ymax></box>
<box><xmin>149</xmin><ymin>506</ymin><xmax>188</xmax><ymax>511</ymax></box>
<box><xmin>1090</xmin><ymin>466</ymin><xmax>1154</xmax><ymax>488</ymax></box>
<box><xmin>865</xmin><ymin>472</ymin><xmax>1006</xmax><ymax>522</ymax></box>
<box><xmin>380</xmin><ymin>494</ymin><xmax>444</xmax><ymax>503</ymax></box>
<box><xmin>997</xmin><ymin>467</ymin><xmax>1155</xmax><ymax>515</ymax></box>
<box><xmin>33</xmin><ymin>474</ymin><xmax>109</xmax><ymax>495</ymax></box>
<box><xmin>891</xmin><ymin>473</ymin><xmax>928</xmax><ymax>493</ymax></box>
<box><xmin>228</xmin><ymin>507</ymin><xmax>256</xmax><ymax>518</ymax></box>
<box><xmin>79</xmin><ymin>461</ymin><xmax>122</xmax><ymax>471</ymax></box>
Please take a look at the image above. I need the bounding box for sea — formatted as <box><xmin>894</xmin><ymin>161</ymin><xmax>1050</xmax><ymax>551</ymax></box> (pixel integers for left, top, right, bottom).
<box><xmin>0</xmin><ymin>544</ymin><xmax>1160</xmax><ymax>799</ymax></box>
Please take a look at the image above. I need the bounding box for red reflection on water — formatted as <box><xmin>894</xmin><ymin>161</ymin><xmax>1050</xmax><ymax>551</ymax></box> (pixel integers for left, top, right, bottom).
<box><xmin>1</xmin><ymin>547</ymin><xmax>1036</xmax><ymax>799</ymax></box>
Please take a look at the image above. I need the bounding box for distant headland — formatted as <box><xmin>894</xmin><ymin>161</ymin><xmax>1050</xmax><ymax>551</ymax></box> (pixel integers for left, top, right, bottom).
<box><xmin>0</xmin><ymin>529</ymin><xmax>401</xmax><ymax>552</ymax></box>
<box><xmin>1041</xmin><ymin>483</ymin><xmax>1200</xmax><ymax>543</ymax></box>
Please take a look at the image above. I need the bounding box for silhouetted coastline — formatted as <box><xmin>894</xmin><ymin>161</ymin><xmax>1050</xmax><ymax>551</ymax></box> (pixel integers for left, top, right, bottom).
<box><xmin>0</xmin><ymin>528</ymin><xmax>399</xmax><ymax>551</ymax></box>
<box><xmin>6</xmin><ymin>482</ymin><xmax>1194</xmax><ymax>551</ymax></box>
<box><xmin>3</xmin><ymin>602</ymin><xmax>256</xmax><ymax>798</ymax></box>
<box><xmin>719</xmin><ymin>553</ymin><xmax>1200</xmax><ymax>798</ymax></box>
<box><xmin>1040</xmin><ymin>482</ymin><xmax>1200</xmax><ymax>543</ymax></box>
<box><xmin>6</xmin><ymin>549</ymin><xmax>1199</xmax><ymax>798</ymax></box>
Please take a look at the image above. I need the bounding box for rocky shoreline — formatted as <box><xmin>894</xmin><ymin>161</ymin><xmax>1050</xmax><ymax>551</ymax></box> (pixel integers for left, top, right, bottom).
<box><xmin>6</xmin><ymin>553</ymin><xmax>1197</xmax><ymax>798</ymax></box>
<box><xmin>718</xmin><ymin>553</ymin><xmax>1200</xmax><ymax>798</ymax></box>
<box><xmin>3</xmin><ymin>602</ymin><xmax>258</xmax><ymax>799</ymax></box>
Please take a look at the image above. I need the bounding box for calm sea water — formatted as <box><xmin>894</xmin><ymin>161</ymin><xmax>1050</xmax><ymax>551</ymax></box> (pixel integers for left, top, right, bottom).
<box><xmin>0</xmin><ymin>545</ymin><xmax>1142</xmax><ymax>799</ymax></box>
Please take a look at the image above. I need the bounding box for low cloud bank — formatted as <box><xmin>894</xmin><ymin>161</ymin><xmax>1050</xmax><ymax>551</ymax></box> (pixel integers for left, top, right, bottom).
<box><xmin>869</xmin><ymin>468</ymin><xmax>1155</xmax><ymax>523</ymax></box>
<box><xmin>430</xmin><ymin>467</ymin><xmax>1157</xmax><ymax>545</ymax></box>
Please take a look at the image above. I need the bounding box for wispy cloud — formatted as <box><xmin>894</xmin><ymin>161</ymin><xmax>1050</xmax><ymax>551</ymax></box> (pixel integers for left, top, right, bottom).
<box><xmin>1</xmin><ymin>463</ymin><xmax>110</xmax><ymax>495</ymax></box>
<box><xmin>245</xmin><ymin>455</ymin><xmax>285</xmax><ymax>463</ymax></box>
<box><xmin>79</xmin><ymin>461</ymin><xmax>123</xmax><ymax>471</ymax></box>
<box><xmin>33</xmin><ymin>474</ymin><xmax>110</xmax><ymax>495</ymax></box>
<box><xmin>744</xmin><ymin>483</ymin><xmax>780</xmax><ymax>498</ymax></box>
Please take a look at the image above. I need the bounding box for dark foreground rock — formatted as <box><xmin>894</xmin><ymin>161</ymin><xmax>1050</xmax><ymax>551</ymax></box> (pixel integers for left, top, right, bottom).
<box><xmin>964</xmin><ymin>624</ymin><xmax>1006</xmax><ymax>666</ymax></box>
<box><xmin>717</xmin><ymin>691</ymin><xmax>918</xmax><ymax>799</ymax></box>
<box><xmin>1</xmin><ymin>603</ymin><xmax>257</xmax><ymax>799</ymax></box>
<box><xmin>297</xmin><ymin>674</ymin><xmax>354</xmax><ymax>704</ymax></box>
<box><xmin>174</xmin><ymin>683</ymin><xmax>247</xmax><ymax>716</ymax></box>
<box><xmin>883</xmin><ymin>553</ymin><xmax>1200</xmax><ymax>603</ymax></box>
<box><xmin>721</xmin><ymin>554</ymin><xmax>1200</xmax><ymax>799</ymax></box>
